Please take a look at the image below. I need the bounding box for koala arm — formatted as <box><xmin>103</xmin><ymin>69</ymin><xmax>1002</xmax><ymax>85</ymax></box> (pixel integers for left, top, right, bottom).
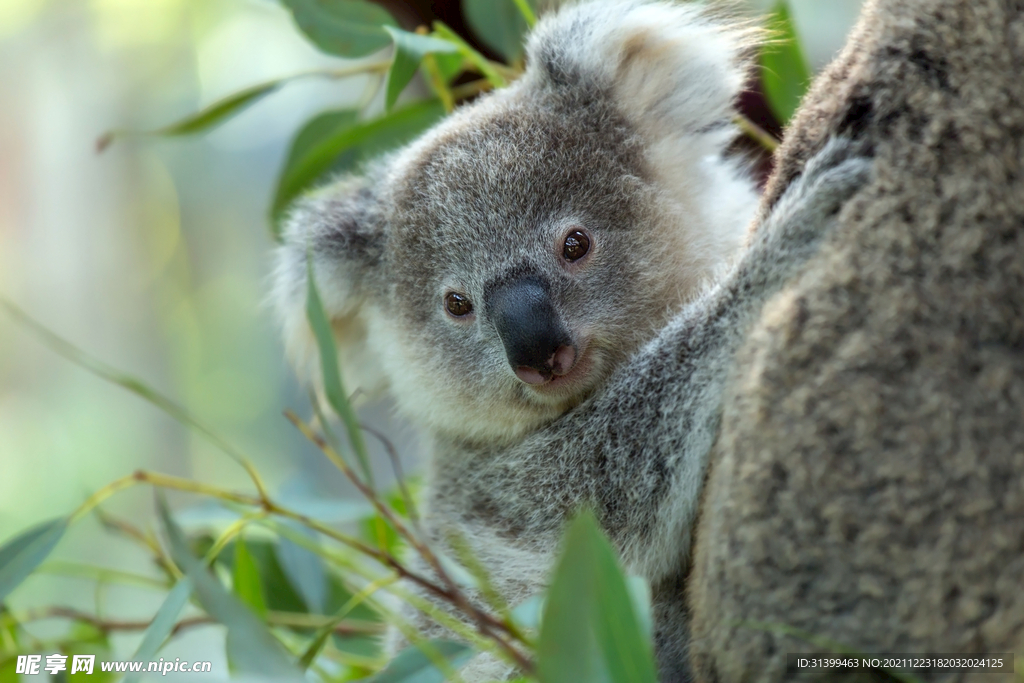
<box><xmin>428</xmin><ymin>138</ymin><xmax>873</xmax><ymax>591</ymax></box>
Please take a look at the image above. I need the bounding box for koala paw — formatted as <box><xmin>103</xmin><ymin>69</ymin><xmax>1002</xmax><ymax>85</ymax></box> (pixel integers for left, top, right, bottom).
<box><xmin>761</xmin><ymin>136</ymin><xmax>873</xmax><ymax>253</ymax></box>
<box><xmin>795</xmin><ymin>136</ymin><xmax>874</xmax><ymax>218</ymax></box>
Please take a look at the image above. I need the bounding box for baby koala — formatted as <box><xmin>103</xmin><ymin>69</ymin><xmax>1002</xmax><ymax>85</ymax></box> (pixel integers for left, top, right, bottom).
<box><xmin>273</xmin><ymin>0</ymin><xmax>760</xmax><ymax>449</ymax></box>
<box><xmin>273</xmin><ymin>0</ymin><xmax>871</xmax><ymax>679</ymax></box>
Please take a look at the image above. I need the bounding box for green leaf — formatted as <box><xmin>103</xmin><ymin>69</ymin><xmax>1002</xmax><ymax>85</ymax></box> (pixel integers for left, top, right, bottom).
<box><xmin>0</xmin><ymin>657</ymin><xmax>15</xmax><ymax>683</ymax></box>
<box><xmin>97</xmin><ymin>80</ymin><xmax>288</xmax><ymax>151</ymax></box>
<box><xmin>511</xmin><ymin>594</ymin><xmax>544</xmax><ymax>632</ymax></box>
<box><xmin>760</xmin><ymin>0</ymin><xmax>812</xmax><ymax>125</ymax></box>
<box><xmin>370</xmin><ymin>640</ymin><xmax>473</xmax><ymax>683</ymax></box>
<box><xmin>233</xmin><ymin>536</ymin><xmax>268</xmax><ymax>617</ymax></box>
<box><xmin>122</xmin><ymin>579</ymin><xmax>194</xmax><ymax>683</ymax></box>
<box><xmin>383</xmin><ymin>27</ymin><xmax>459</xmax><ymax>111</ymax></box>
<box><xmin>433</xmin><ymin>22</ymin><xmax>506</xmax><ymax>88</ymax></box>
<box><xmin>305</xmin><ymin>257</ymin><xmax>374</xmax><ymax>487</ymax></box>
<box><xmin>0</xmin><ymin>610</ymin><xmax>19</xmax><ymax>683</ymax></box>
<box><xmin>463</xmin><ymin>0</ymin><xmax>534</xmax><ymax>62</ymax></box>
<box><xmin>0</xmin><ymin>518</ymin><xmax>67</xmax><ymax>604</ymax></box>
<box><xmin>278</xmin><ymin>0</ymin><xmax>397</xmax><ymax>58</ymax></box>
<box><xmin>270</xmin><ymin>100</ymin><xmax>445</xmax><ymax>238</ymax></box>
<box><xmin>271</xmin><ymin>108</ymin><xmax>359</xmax><ymax>231</ymax></box>
<box><xmin>536</xmin><ymin>512</ymin><xmax>658</xmax><ymax>683</ymax></box>
<box><xmin>275</xmin><ymin>529</ymin><xmax>327</xmax><ymax>614</ymax></box>
<box><xmin>156</xmin><ymin>497</ymin><xmax>300</xmax><ymax>680</ymax></box>
<box><xmin>433</xmin><ymin>52</ymin><xmax>465</xmax><ymax>83</ymax></box>
<box><xmin>64</xmin><ymin>624</ymin><xmax>114</xmax><ymax>683</ymax></box>
<box><xmin>625</xmin><ymin>575</ymin><xmax>653</xmax><ymax>643</ymax></box>
<box><xmin>133</xmin><ymin>83</ymin><xmax>279</xmax><ymax>136</ymax></box>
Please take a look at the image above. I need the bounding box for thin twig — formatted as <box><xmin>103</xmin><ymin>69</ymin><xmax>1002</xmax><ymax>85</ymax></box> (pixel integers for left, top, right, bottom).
<box><xmin>17</xmin><ymin>607</ymin><xmax>383</xmax><ymax>637</ymax></box>
<box><xmin>93</xmin><ymin>508</ymin><xmax>178</xmax><ymax>579</ymax></box>
<box><xmin>735</xmin><ymin>113</ymin><xmax>780</xmax><ymax>152</ymax></box>
<box><xmin>359</xmin><ymin>422</ymin><xmax>421</xmax><ymax>524</ymax></box>
<box><xmin>284</xmin><ymin>412</ymin><xmax>533</xmax><ymax>672</ymax></box>
<box><xmin>65</xmin><ymin>465</ymin><xmax>533</xmax><ymax>672</ymax></box>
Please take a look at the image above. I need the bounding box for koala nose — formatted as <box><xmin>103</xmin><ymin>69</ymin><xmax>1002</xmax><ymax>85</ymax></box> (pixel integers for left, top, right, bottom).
<box><xmin>486</xmin><ymin>276</ymin><xmax>576</xmax><ymax>385</ymax></box>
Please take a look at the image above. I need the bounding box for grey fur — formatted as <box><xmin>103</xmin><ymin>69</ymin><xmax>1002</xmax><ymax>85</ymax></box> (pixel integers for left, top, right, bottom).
<box><xmin>417</xmin><ymin>137</ymin><xmax>870</xmax><ymax>682</ymax></box>
<box><xmin>272</xmin><ymin>1</ymin><xmax>873</xmax><ymax>680</ymax></box>
<box><xmin>689</xmin><ymin>0</ymin><xmax>1024</xmax><ymax>680</ymax></box>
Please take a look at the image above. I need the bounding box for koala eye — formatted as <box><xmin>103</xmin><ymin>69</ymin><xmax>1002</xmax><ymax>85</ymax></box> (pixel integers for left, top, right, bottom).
<box><xmin>563</xmin><ymin>229</ymin><xmax>591</xmax><ymax>262</ymax></box>
<box><xmin>444</xmin><ymin>292</ymin><xmax>473</xmax><ymax>317</ymax></box>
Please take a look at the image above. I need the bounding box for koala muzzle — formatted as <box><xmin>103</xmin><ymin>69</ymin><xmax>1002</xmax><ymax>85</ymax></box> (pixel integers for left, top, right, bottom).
<box><xmin>487</xmin><ymin>276</ymin><xmax>576</xmax><ymax>385</ymax></box>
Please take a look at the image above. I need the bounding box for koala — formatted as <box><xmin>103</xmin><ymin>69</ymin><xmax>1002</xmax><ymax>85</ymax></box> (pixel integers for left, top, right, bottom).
<box><xmin>273</xmin><ymin>0</ymin><xmax>760</xmax><ymax>449</ymax></box>
<box><xmin>273</xmin><ymin>1</ymin><xmax>872</xmax><ymax>680</ymax></box>
<box><xmin>688</xmin><ymin>0</ymin><xmax>1024</xmax><ymax>680</ymax></box>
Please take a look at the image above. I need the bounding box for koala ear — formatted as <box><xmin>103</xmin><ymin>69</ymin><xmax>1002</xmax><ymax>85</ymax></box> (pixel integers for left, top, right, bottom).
<box><xmin>272</xmin><ymin>174</ymin><xmax>388</xmax><ymax>400</ymax></box>
<box><xmin>525</xmin><ymin>0</ymin><xmax>758</xmax><ymax>155</ymax></box>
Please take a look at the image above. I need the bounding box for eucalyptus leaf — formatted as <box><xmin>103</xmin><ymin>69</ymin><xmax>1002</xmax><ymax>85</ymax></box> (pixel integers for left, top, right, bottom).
<box><xmin>133</xmin><ymin>82</ymin><xmax>279</xmax><ymax>136</ymax></box>
<box><xmin>625</xmin><ymin>575</ymin><xmax>653</xmax><ymax>643</ymax></box>
<box><xmin>156</xmin><ymin>497</ymin><xmax>300</xmax><ymax>680</ymax></box>
<box><xmin>370</xmin><ymin>640</ymin><xmax>473</xmax><ymax>683</ymax></box>
<box><xmin>270</xmin><ymin>100</ymin><xmax>445</xmax><ymax>238</ymax></box>
<box><xmin>0</xmin><ymin>517</ymin><xmax>67</xmax><ymax>604</ymax></box>
<box><xmin>0</xmin><ymin>609</ymin><xmax>19</xmax><ymax>683</ymax></box>
<box><xmin>234</xmin><ymin>536</ymin><xmax>268</xmax><ymax>617</ymax></box>
<box><xmin>278</xmin><ymin>0</ymin><xmax>396</xmax><ymax>57</ymax></box>
<box><xmin>122</xmin><ymin>578</ymin><xmax>194</xmax><ymax>683</ymax></box>
<box><xmin>536</xmin><ymin>512</ymin><xmax>658</xmax><ymax>683</ymax></box>
<box><xmin>433</xmin><ymin>52</ymin><xmax>465</xmax><ymax>83</ymax></box>
<box><xmin>510</xmin><ymin>593</ymin><xmax>544</xmax><ymax>631</ymax></box>
<box><xmin>275</xmin><ymin>528</ymin><xmax>327</xmax><ymax>614</ymax></box>
<box><xmin>0</xmin><ymin>659</ymin><xmax>15</xmax><ymax>683</ymax></box>
<box><xmin>432</xmin><ymin>22</ymin><xmax>506</xmax><ymax>88</ymax></box>
<box><xmin>383</xmin><ymin>27</ymin><xmax>459</xmax><ymax>111</ymax></box>
<box><xmin>760</xmin><ymin>0</ymin><xmax>812</xmax><ymax>125</ymax></box>
<box><xmin>305</xmin><ymin>256</ymin><xmax>374</xmax><ymax>486</ymax></box>
<box><xmin>463</xmin><ymin>0</ymin><xmax>534</xmax><ymax>62</ymax></box>
<box><xmin>97</xmin><ymin>79</ymin><xmax>289</xmax><ymax>151</ymax></box>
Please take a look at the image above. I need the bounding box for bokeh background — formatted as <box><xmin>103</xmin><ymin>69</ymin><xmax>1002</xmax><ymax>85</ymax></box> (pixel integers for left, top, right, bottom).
<box><xmin>0</xmin><ymin>0</ymin><xmax>863</xmax><ymax>666</ymax></box>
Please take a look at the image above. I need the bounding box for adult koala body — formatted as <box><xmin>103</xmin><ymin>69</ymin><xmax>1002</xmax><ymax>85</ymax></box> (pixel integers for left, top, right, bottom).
<box><xmin>689</xmin><ymin>0</ymin><xmax>1024</xmax><ymax>679</ymax></box>
<box><xmin>274</xmin><ymin>1</ymin><xmax>873</xmax><ymax>680</ymax></box>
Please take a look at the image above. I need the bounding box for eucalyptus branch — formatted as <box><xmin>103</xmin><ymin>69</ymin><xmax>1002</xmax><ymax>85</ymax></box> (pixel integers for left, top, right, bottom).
<box><xmin>450</xmin><ymin>79</ymin><xmax>494</xmax><ymax>102</ymax></box>
<box><xmin>735</xmin><ymin>113</ymin><xmax>780</xmax><ymax>152</ymax></box>
<box><xmin>34</xmin><ymin>561</ymin><xmax>168</xmax><ymax>591</ymax></box>
<box><xmin>202</xmin><ymin>511</ymin><xmax>268</xmax><ymax>565</ymax></box>
<box><xmin>69</xmin><ymin>469</ymin><xmax>493</xmax><ymax>651</ymax></box>
<box><xmin>284</xmin><ymin>411</ymin><xmax>533</xmax><ymax>672</ymax></box>
<box><xmin>423</xmin><ymin>53</ymin><xmax>455</xmax><ymax>112</ymax></box>
<box><xmin>93</xmin><ymin>508</ymin><xmax>178</xmax><ymax>579</ymax></box>
<box><xmin>359</xmin><ymin>422</ymin><xmax>421</xmax><ymax>524</ymax></box>
<box><xmin>9</xmin><ymin>607</ymin><xmax>382</xmax><ymax>638</ymax></box>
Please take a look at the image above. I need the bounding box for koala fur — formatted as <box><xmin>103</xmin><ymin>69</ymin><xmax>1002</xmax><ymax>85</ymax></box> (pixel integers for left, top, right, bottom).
<box><xmin>688</xmin><ymin>0</ymin><xmax>1024</xmax><ymax>680</ymax></box>
<box><xmin>273</xmin><ymin>1</ymin><xmax>874</xmax><ymax>680</ymax></box>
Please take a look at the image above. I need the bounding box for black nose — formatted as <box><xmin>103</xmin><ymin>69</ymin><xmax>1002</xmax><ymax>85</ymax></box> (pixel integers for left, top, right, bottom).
<box><xmin>487</xmin><ymin>276</ymin><xmax>575</xmax><ymax>383</ymax></box>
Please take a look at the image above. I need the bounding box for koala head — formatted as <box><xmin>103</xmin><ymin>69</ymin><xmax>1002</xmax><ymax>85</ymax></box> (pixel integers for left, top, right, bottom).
<box><xmin>274</xmin><ymin>0</ymin><xmax>760</xmax><ymax>447</ymax></box>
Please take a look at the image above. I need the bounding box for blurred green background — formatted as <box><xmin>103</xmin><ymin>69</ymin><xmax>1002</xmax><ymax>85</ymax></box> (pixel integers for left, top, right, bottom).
<box><xmin>0</xmin><ymin>0</ymin><xmax>863</xmax><ymax>667</ymax></box>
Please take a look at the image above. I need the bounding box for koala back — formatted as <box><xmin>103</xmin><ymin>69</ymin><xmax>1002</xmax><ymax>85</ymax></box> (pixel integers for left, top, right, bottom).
<box><xmin>689</xmin><ymin>0</ymin><xmax>1024</xmax><ymax>678</ymax></box>
<box><xmin>274</xmin><ymin>0</ymin><xmax>761</xmax><ymax>448</ymax></box>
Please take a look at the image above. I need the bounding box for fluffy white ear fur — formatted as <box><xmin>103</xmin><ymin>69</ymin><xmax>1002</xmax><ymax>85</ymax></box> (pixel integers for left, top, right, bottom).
<box><xmin>526</xmin><ymin>0</ymin><xmax>756</xmax><ymax>146</ymax></box>
<box><xmin>525</xmin><ymin>0</ymin><xmax>760</xmax><ymax>292</ymax></box>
